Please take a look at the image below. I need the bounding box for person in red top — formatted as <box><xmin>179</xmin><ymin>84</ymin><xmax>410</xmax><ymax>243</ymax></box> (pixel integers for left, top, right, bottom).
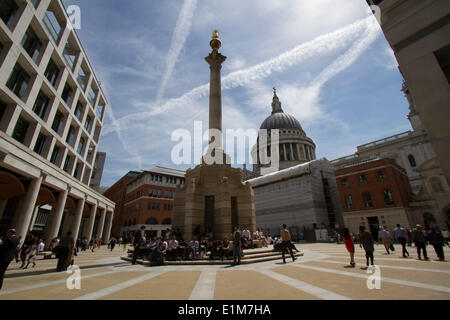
<box><xmin>343</xmin><ymin>228</ymin><xmax>355</xmax><ymax>267</ymax></box>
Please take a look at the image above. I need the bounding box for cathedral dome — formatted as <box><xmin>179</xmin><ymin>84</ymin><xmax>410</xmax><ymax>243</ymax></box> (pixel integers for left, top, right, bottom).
<box><xmin>259</xmin><ymin>89</ymin><xmax>304</xmax><ymax>133</ymax></box>
<box><xmin>260</xmin><ymin>112</ymin><xmax>303</xmax><ymax>131</ymax></box>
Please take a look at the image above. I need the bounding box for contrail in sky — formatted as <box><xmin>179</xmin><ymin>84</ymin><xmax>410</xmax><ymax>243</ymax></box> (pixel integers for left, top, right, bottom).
<box><xmin>156</xmin><ymin>0</ymin><xmax>198</xmax><ymax>104</ymax></box>
<box><xmin>103</xmin><ymin>17</ymin><xmax>379</xmax><ymax>136</ymax></box>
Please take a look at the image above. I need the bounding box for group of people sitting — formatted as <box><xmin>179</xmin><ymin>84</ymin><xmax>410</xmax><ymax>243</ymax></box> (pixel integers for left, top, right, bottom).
<box><xmin>130</xmin><ymin>225</ymin><xmax>290</xmax><ymax>265</ymax></box>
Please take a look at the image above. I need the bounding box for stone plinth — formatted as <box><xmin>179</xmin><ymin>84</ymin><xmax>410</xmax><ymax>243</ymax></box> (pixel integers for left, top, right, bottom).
<box><xmin>173</xmin><ymin>163</ymin><xmax>256</xmax><ymax>241</ymax></box>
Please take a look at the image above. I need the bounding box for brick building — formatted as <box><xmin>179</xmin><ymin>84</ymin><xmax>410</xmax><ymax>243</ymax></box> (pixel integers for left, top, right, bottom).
<box><xmin>334</xmin><ymin>158</ymin><xmax>413</xmax><ymax>238</ymax></box>
<box><xmin>103</xmin><ymin>170</ymin><xmax>141</xmax><ymax>237</ymax></box>
<box><xmin>105</xmin><ymin>166</ymin><xmax>185</xmax><ymax>239</ymax></box>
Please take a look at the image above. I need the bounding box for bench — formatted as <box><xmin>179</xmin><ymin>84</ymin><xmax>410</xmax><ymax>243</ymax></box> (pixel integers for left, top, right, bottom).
<box><xmin>38</xmin><ymin>251</ymin><xmax>54</xmax><ymax>259</ymax></box>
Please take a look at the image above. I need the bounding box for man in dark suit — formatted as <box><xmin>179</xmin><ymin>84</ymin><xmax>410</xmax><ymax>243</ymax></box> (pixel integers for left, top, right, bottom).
<box><xmin>132</xmin><ymin>225</ymin><xmax>146</xmax><ymax>265</ymax></box>
<box><xmin>232</xmin><ymin>226</ymin><xmax>242</xmax><ymax>266</ymax></box>
<box><xmin>0</xmin><ymin>229</ymin><xmax>20</xmax><ymax>290</ymax></box>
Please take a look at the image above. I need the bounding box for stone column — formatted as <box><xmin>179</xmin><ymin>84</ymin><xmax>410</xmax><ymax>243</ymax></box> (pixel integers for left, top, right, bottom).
<box><xmin>84</xmin><ymin>201</ymin><xmax>97</xmax><ymax>242</ymax></box>
<box><xmin>96</xmin><ymin>208</ymin><xmax>106</xmax><ymax>243</ymax></box>
<box><xmin>205</xmin><ymin>30</ymin><xmax>226</xmax><ymax>151</ymax></box>
<box><xmin>283</xmin><ymin>144</ymin><xmax>287</xmax><ymax>161</ymax></box>
<box><xmin>44</xmin><ymin>188</ymin><xmax>68</xmax><ymax>246</ymax></box>
<box><xmin>290</xmin><ymin>143</ymin><xmax>294</xmax><ymax>161</ymax></box>
<box><xmin>15</xmin><ymin>174</ymin><xmax>44</xmax><ymax>240</ymax></box>
<box><xmin>102</xmin><ymin>210</ymin><xmax>114</xmax><ymax>243</ymax></box>
<box><xmin>71</xmin><ymin>196</ymin><xmax>86</xmax><ymax>241</ymax></box>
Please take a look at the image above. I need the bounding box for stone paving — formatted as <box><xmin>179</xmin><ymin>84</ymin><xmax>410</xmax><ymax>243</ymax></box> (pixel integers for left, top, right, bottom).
<box><xmin>1</xmin><ymin>243</ymin><xmax>449</xmax><ymax>300</ymax></box>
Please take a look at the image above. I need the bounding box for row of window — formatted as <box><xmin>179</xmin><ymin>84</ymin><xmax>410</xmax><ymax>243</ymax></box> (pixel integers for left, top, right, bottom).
<box><xmin>122</xmin><ymin>218</ymin><xmax>172</xmax><ymax>227</ymax></box>
<box><xmin>2</xmin><ymin>1</ymin><xmax>105</xmax><ymax>120</ymax></box>
<box><xmin>150</xmin><ymin>174</ymin><xmax>185</xmax><ymax>185</ymax></box>
<box><xmin>147</xmin><ymin>202</ymin><xmax>173</xmax><ymax>211</ymax></box>
<box><xmin>344</xmin><ymin>189</ymin><xmax>394</xmax><ymax>210</ymax></box>
<box><xmin>341</xmin><ymin>170</ymin><xmax>386</xmax><ymax>187</ymax></box>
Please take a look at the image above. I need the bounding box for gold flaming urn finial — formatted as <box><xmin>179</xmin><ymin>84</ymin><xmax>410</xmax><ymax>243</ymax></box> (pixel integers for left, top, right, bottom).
<box><xmin>210</xmin><ymin>29</ymin><xmax>221</xmax><ymax>50</ymax></box>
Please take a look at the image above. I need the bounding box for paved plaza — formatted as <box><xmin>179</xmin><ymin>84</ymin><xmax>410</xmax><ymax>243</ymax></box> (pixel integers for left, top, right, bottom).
<box><xmin>1</xmin><ymin>243</ymin><xmax>449</xmax><ymax>300</ymax></box>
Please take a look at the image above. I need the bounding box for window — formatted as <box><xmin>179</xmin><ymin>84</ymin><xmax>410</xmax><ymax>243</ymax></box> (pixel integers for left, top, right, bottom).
<box><xmin>21</xmin><ymin>27</ymin><xmax>42</xmax><ymax>62</ymax></box>
<box><xmin>147</xmin><ymin>202</ymin><xmax>151</xmax><ymax>210</ymax></box>
<box><xmin>363</xmin><ymin>193</ymin><xmax>373</xmax><ymax>208</ymax></box>
<box><xmin>0</xmin><ymin>0</ymin><xmax>19</xmax><ymax>27</ymax></box>
<box><xmin>359</xmin><ymin>175</ymin><xmax>367</xmax><ymax>183</ymax></box>
<box><xmin>31</xmin><ymin>0</ymin><xmax>41</xmax><ymax>9</ymax></box>
<box><xmin>88</xmin><ymin>87</ymin><xmax>96</xmax><ymax>106</ymax></box>
<box><xmin>341</xmin><ymin>178</ymin><xmax>349</xmax><ymax>187</ymax></box>
<box><xmin>61</xmin><ymin>83</ymin><xmax>73</xmax><ymax>106</ymax></box>
<box><xmin>66</xmin><ymin>125</ymin><xmax>75</xmax><ymax>145</ymax></box>
<box><xmin>50</xmin><ymin>146</ymin><xmax>60</xmax><ymax>165</ymax></box>
<box><xmin>12</xmin><ymin>117</ymin><xmax>29</xmax><ymax>143</ymax></box>
<box><xmin>51</xmin><ymin>110</ymin><xmax>64</xmax><ymax>134</ymax></box>
<box><xmin>63</xmin><ymin>155</ymin><xmax>71</xmax><ymax>172</ymax></box>
<box><xmin>162</xmin><ymin>218</ymin><xmax>171</xmax><ymax>225</ymax></box>
<box><xmin>345</xmin><ymin>195</ymin><xmax>353</xmax><ymax>210</ymax></box>
<box><xmin>33</xmin><ymin>134</ymin><xmax>46</xmax><ymax>155</ymax></box>
<box><xmin>77</xmin><ymin>66</ymin><xmax>89</xmax><ymax>91</ymax></box>
<box><xmin>7</xmin><ymin>64</ymin><xmax>30</xmax><ymax>99</ymax></box>
<box><xmin>73</xmin><ymin>162</ymin><xmax>80</xmax><ymax>177</ymax></box>
<box><xmin>377</xmin><ymin>170</ymin><xmax>386</xmax><ymax>180</ymax></box>
<box><xmin>32</xmin><ymin>91</ymin><xmax>50</xmax><ymax>119</ymax></box>
<box><xmin>77</xmin><ymin>137</ymin><xmax>85</xmax><ymax>155</ymax></box>
<box><xmin>44</xmin><ymin>59</ymin><xmax>59</xmax><ymax>86</ymax></box>
<box><xmin>96</xmin><ymin>105</ymin><xmax>104</xmax><ymax>120</ymax></box>
<box><xmin>42</xmin><ymin>10</ymin><xmax>62</xmax><ymax>43</ymax></box>
<box><xmin>74</xmin><ymin>102</ymin><xmax>83</xmax><ymax>121</ymax></box>
<box><xmin>84</xmin><ymin>115</ymin><xmax>91</xmax><ymax>132</ymax></box>
<box><xmin>408</xmin><ymin>154</ymin><xmax>416</xmax><ymax>167</ymax></box>
<box><xmin>0</xmin><ymin>101</ymin><xmax>6</xmax><ymax>122</ymax></box>
<box><xmin>383</xmin><ymin>189</ymin><xmax>394</xmax><ymax>205</ymax></box>
<box><xmin>62</xmin><ymin>41</ymin><xmax>78</xmax><ymax>71</ymax></box>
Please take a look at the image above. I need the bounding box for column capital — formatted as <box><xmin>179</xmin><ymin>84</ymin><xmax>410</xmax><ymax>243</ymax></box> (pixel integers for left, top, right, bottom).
<box><xmin>205</xmin><ymin>50</ymin><xmax>226</xmax><ymax>70</ymax></box>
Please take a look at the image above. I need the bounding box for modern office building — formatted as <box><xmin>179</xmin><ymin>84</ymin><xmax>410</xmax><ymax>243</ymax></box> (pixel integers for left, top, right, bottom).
<box><xmin>365</xmin><ymin>0</ymin><xmax>450</xmax><ymax>188</ymax></box>
<box><xmin>0</xmin><ymin>0</ymin><xmax>115</xmax><ymax>245</ymax></box>
<box><xmin>106</xmin><ymin>166</ymin><xmax>186</xmax><ymax>239</ymax></box>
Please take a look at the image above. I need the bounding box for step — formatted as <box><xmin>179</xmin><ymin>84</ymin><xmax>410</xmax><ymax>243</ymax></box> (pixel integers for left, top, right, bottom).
<box><xmin>121</xmin><ymin>251</ymin><xmax>303</xmax><ymax>266</ymax></box>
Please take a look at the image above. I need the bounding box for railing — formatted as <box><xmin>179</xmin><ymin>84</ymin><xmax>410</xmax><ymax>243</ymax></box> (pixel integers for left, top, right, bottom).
<box><xmin>357</xmin><ymin>131</ymin><xmax>412</xmax><ymax>151</ymax></box>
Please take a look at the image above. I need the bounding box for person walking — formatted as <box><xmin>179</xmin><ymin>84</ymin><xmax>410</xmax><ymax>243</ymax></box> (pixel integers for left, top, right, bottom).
<box><xmin>109</xmin><ymin>238</ymin><xmax>116</xmax><ymax>251</ymax></box>
<box><xmin>56</xmin><ymin>231</ymin><xmax>74</xmax><ymax>272</ymax></box>
<box><xmin>132</xmin><ymin>226</ymin><xmax>145</xmax><ymax>265</ymax></box>
<box><xmin>427</xmin><ymin>227</ymin><xmax>445</xmax><ymax>261</ymax></box>
<box><xmin>281</xmin><ymin>224</ymin><xmax>296</xmax><ymax>264</ymax></box>
<box><xmin>411</xmin><ymin>224</ymin><xmax>429</xmax><ymax>260</ymax></box>
<box><xmin>343</xmin><ymin>228</ymin><xmax>355</xmax><ymax>267</ymax></box>
<box><xmin>232</xmin><ymin>226</ymin><xmax>242</xmax><ymax>266</ymax></box>
<box><xmin>378</xmin><ymin>226</ymin><xmax>393</xmax><ymax>254</ymax></box>
<box><xmin>358</xmin><ymin>226</ymin><xmax>375</xmax><ymax>269</ymax></box>
<box><xmin>394</xmin><ymin>224</ymin><xmax>409</xmax><ymax>258</ymax></box>
<box><xmin>0</xmin><ymin>229</ymin><xmax>20</xmax><ymax>290</ymax></box>
<box><xmin>24</xmin><ymin>238</ymin><xmax>38</xmax><ymax>269</ymax></box>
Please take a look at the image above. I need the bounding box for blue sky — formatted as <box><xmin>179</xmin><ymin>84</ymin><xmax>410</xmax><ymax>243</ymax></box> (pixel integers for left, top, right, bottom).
<box><xmin>62</xmin><ymin>0</ymin><xmax>411</xmax><ymax>187</ymax></box>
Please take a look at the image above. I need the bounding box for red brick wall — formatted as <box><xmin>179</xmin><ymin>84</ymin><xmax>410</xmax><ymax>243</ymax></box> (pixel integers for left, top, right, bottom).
<box><xmin>335</xmin><ymin>158</ymin><xmax>412</xmax><ymax>213</ymax></box>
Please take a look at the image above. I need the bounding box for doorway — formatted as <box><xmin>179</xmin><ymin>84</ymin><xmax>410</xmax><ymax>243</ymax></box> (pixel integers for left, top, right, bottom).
<box><xmin>367</xmin><ymin>216</ymin><xmax>380</xmax><ymax>241</ymax></box>
<box><xmin>205</xmin><ymin>196</ymin><xmax>215</xmax><ymax>235</ymax></box>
